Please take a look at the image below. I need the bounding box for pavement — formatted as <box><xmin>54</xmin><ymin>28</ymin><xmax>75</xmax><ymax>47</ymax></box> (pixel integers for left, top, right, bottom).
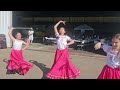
<box><xmin>0</xmin><ymin>43</ymin><xmax>106</xmax><ymax>79</ymax></box>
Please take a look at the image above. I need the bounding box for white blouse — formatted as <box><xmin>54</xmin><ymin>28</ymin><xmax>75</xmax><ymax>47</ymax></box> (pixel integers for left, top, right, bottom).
<box><xmin>13</xmin><ymin>39</ymin><xmax>23</xmax><ymax>50</ymax></box>
<box><xmin>29</xmin><ymin>31</ymin><xmax>34</xmax><ymax>37</ymax></box>
<box><xmin>55</xmin><ymin>33</ymin><xmax>71</xmax><ymax>50</ymax></box>
<box><xmin>103</xmin><ymin>45</ymin><xmax>120</xmax><ymax>69</ymax></box>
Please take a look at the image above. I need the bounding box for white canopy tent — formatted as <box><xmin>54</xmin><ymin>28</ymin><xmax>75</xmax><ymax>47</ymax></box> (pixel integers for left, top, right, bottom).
<box><xmin>74</xmin><ymin>24</ymin><xmax>94</xmax><ymax>34</ymax></box>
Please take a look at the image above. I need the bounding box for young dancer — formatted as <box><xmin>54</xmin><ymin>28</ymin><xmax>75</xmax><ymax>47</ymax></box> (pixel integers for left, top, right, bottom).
<box><xmin>46</xmin><ymin>21</ymin><xmax>80</xmax><ymax>79</ymax></box>
<box><xmin>94</xmin><ymin>34</ymin><xmax>120</xmax><ymax>79</ymax></box>
<box><xmin>7</xmin><ymin>26</ymin><xmax>33</xmax><ymax>75</ymax></box>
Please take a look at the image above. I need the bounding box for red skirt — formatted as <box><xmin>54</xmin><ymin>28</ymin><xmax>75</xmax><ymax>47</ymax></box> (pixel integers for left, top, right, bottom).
<box><xmin>98</xmin><ymin>65</ymin><xmax>120</xmax><ymax>79</ymax></box>
<box><xmin>7</xmin><ymin>49</ymin><xmax>33</xmax><ymax>75</ymax></box>
<box><xmin>46</xmin><ymin>48</ymin><xmax>80</xmax><ymax>79</ymax></box>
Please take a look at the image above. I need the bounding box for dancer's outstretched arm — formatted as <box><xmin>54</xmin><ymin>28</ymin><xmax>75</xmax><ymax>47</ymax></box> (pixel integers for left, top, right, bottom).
<box><xmin>54</xmin><ymin>20</ymin><xmax>66</xmax><ymax>35</ymax></box>
<box><xmin>8</xmin><ymin>26</ymin><xmax>15</xmax><ymax>42</ymax></box>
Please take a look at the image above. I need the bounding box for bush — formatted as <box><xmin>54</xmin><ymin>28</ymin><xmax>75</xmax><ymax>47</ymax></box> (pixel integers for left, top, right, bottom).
<box><xmin>34</xmin><ymin>31</ymin><xmax>46</xmax><ymax>37</ymax></box>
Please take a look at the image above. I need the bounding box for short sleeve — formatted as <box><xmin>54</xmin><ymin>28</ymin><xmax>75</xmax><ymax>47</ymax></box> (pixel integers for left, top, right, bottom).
<box><xmin>28</xmin><ymin>31</ymin><xmax>30</xmax><ymax>34</ymax></box>
<box><xmin>102</xmin><ymin>45</ymin><xmax>112</xmax><ymax>53</ymax></box>
<box><xmin>66</xmin><ymin>36</ymin><xmax>71</xmax><ymax>41</ymax></box>
<box><xmin>21</xmin><ymin>40</ymin><xmax>24</xmax><ymax>44</ymax></box>
<box><xmin>55</xmin><ymin>32</ymin><xmax>59</xmax><ymax>38</ymax></box>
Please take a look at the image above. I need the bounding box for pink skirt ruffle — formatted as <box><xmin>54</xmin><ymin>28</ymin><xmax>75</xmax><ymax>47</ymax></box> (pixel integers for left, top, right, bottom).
<box><xmin>46</xmin><ymin>48</ymin><xmax>80</xmax><ymax>79</ymax></box>
<box><xmin>98</xmin><ymin>65</ymin><xmax>120</xmax><ymax>79</ymax></box>
<box><xmin>7</xmin><ymin>49</ymin><xmax>33</xmax><ymax>75</ymax></box>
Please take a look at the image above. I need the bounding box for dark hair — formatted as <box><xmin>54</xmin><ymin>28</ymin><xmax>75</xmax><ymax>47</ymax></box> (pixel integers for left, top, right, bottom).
<box><xmin>14</xmin><ymin>32</ymin><xmax>21</xmax><ymax>38</ymax></box>
<box><xmin>57</xmin><ymin>23</ymin><xmax>66</xmax><ymax>30</ymax></box>
<box><xmin>15</xmin><ymin>32</ymin><xmax>21</xmax><ymax>35</ymax></box>
<box><xmin>59</xmin><ymin>27</ymin><xmax>65</xmax><ymax>30</ymax></box>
